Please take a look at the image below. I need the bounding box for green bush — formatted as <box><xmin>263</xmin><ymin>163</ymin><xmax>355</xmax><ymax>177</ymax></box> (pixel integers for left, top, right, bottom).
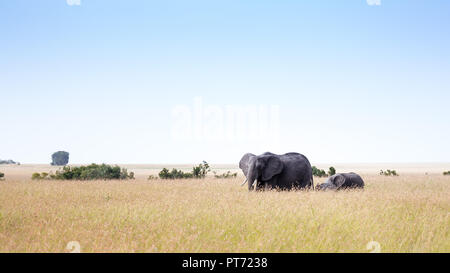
<box><xmin>32</xmin><ymin>164</ymin><xmax>134</xmax><ymax>180</ymax></box>
<box><xmin>158</xmin><ymin>162</ymin><xmax>211</xmax><ymax>180</ymax></box>
<box><xmin>32</xmin><ymin>172</ymin><xmax>58</xmax><ymax>180</ymax></box>
<box><xmin>159</xmin><ymin>168</ymin><xmax>193</xmax><ymax>179</ymax></box>
<box><xmin>380</xmin><ymin>169</ymin><xmax>399</xmax><ymax>176</ymax></box>
<box><xmin>32</xmin><ymin>173</ymin><xmax>43</xmax><ymax>180</ymax></box>
<box><xmin>147</xmin><ymin>175</ymin><xmax>158</xmax><ymax>180</ymax></box>
<box><xmin>214</xmin><ymin>171</ymin><xmax>238</xmax><ymax>179</ymax></box>
<box><xmin>312</xmin><ymin>166</ymin><xmax>328</xmax><ymax>177</ymax></box>
<box><xmin>443</xmin><ymin>171</ymin><xmax>450</xmax><ymax>176</ymax></box>
<box><xmin>158</xmin><ymin>168</ymin><xmax>170</xmax><ymax>179</ymax></box>
<box><xmin>328</xmin><ymin>167</ymin><xmax>336</xmax><ymax>176</ymax></box>
<box><xmin>192</xmin><ymin>161</ymin><xmax>210</xmax><ymax>178</ymax></box>
<box><xmin>0</xmin><ymin>172</ymin><xmax>4</xmax><ymax>180</ymax></box>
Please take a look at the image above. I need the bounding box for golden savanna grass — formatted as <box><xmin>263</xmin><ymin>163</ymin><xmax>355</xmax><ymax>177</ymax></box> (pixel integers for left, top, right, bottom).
<box><xmin>0</xmin><ymin>164</ymin><xmax>449</xmax><ymax>252</ymax></box>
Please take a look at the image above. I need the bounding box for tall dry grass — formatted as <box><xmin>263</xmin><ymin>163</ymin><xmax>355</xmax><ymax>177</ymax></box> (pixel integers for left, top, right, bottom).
<box><xmin>0</xmin><ymin>166</ymin><xmax>448</xmax><ymax>252</ymax></box>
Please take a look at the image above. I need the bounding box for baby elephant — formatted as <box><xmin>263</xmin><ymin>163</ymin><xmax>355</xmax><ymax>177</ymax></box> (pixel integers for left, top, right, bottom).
<box><xmin>316</xmin><ymin>173</ymin><xmax>364</xmax><ymax>191</ymax></box>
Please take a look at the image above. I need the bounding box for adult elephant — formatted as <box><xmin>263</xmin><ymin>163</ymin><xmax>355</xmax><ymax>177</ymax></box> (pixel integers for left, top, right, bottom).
<box><xmin>315</xmin><ymin>173</ymin><xmax>365</xmax><ymax>190</ymax></box>
<box><xmin>239</xmin><ymin>152</ymin><xmax>313</xmax><ymax>191</ymax></box>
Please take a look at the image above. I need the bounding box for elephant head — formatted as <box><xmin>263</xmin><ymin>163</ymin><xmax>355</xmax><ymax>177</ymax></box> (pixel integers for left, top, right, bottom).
<box><xmin>239</xmin><ymin>153</ymin><xmax>284</xmax><ymax>191</ymax></box>
<box><xmin>315</xmin><ymin>182</ymin><xmax>336</xmax><ymax>190</ymax></box>
<box><xmin>315</xmin><ymin>174</ymin><xmax>345</xmax><ymax>190</ymax></box>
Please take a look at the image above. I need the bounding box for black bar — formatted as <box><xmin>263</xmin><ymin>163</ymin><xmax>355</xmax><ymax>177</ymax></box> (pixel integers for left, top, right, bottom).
<box><xmin>0</xmin><ymin>253</ymin><xmax>446</xmax><ymax>272</ymax></box>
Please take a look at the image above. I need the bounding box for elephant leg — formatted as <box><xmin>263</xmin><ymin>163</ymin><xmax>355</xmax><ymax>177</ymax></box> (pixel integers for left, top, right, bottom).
<box><xmin>255</xmin><ymin>181</ymin><xmax>264</xmax><ymax>191</ymax></box>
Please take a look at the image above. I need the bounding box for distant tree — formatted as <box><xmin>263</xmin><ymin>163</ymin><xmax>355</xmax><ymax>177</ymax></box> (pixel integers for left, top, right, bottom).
<box><xmin>0</xmin><ymin>159</ymin><xmax>19</xmax><ymax>165</ymax></box>
<box><xmin>443</xmin><ymin>171</ymin><xmax>450</xmax><ymax>176</ymax></box>
<box><xmin>0</xmin><ymin>172</ymin><xmax>4</xmax><ymax>180</ymax></box>
<box><xmin>51</xmin><ymin>151</ymin><xmax>69</xmax><ymax>166</ymax></box>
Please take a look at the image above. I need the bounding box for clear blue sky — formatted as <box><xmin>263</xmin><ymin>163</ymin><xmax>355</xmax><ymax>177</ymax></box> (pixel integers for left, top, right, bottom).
<box><xmin>1</xmin><ymin>0</ymin><xmax>449</xmax><ymax>164</ymax></box>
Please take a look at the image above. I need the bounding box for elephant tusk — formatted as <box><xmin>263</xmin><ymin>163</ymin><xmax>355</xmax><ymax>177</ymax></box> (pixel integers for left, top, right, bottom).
<box><xmin>249</xmin><ymin>179</ymin><xmax>257</xmax><ymax>190</ymax></box>
<box><xmin>241</xmin><ymin>178</ymin><xmax>248</xmax><ymax>186</ymax></box>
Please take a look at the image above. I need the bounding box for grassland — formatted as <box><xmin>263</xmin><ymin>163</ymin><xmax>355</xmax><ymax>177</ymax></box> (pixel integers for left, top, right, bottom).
<box><xmin>0</xmin><ymin>164</ymin><xmax>449</xmax><ymax>252</ymax></box>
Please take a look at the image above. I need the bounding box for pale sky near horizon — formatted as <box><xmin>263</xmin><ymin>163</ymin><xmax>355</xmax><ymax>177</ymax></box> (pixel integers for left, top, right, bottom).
<box><xmin>1</xmin><ymin>0</ymin><xmax>449</xmax><ymax>164</ymax></box>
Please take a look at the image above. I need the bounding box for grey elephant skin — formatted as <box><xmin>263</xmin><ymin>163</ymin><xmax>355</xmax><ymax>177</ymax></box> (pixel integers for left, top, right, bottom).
<box><xmin>316</xmin><ymin>173</ymin><xmax>365</xmax><ymax>190</ymax></box>
<box><xmin>239</xmin><ymin>152</ymin><xmax>313</xmax><ymax>191</ymax></box>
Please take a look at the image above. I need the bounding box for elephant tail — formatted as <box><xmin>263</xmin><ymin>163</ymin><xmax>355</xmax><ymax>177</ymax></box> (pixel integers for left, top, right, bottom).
<box><xmin>310</xmin><ymin>176</ymin><xmax>314</xmax><ymax>190</ymax></box>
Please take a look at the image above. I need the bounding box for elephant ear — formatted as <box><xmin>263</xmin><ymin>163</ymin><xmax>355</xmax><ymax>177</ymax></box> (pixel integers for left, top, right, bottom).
<box><xmin>333</xmin><ymin>174</ymin><xmax>346</xmax><ymax>189</ymax></box>
<box><xmin>239</xmin><ymin>153</ymin><xmax>255</xmax><ymax>177</ymax></box>
<box><xmin>261</xmin><ymin>156</ymin><xmax>284</xmax><ymax>181</ymax></box>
